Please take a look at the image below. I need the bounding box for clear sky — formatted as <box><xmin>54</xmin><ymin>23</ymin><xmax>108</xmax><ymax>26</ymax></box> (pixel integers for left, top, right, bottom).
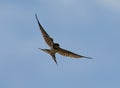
<box><xmin>0</xmin><ymin>0</ymin><xmax>120</xmax><ymax>88</ymax></box>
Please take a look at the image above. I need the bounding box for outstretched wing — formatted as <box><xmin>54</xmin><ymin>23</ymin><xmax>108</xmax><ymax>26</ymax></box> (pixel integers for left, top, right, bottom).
<box><xmin>57</xmin><ymin>48</ymin><xmax>92</xmax><ymax>59</ymax></box>
<box><xmin>35</xmin><ymin>14</ymin><xmax>54</xmax><ymax>47</ymax></box>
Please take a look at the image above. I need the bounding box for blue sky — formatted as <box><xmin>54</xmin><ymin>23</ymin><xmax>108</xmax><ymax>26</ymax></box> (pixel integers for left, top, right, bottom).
<box><xmin>0</xmin><ymin>0</ymin><xmax>120</xmax><ymax>88</ymax></box>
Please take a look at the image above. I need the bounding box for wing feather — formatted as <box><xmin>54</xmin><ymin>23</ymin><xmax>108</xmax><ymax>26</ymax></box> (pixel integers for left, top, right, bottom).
<box><xmin>57</xmin><ymin>48</ymin><xmax>92</xmax><ymax>59</ymax></box>
<box><xmin>35</xmin><ymin>14</ymin><xmax>53</xmax><ymax>47</ymax></box>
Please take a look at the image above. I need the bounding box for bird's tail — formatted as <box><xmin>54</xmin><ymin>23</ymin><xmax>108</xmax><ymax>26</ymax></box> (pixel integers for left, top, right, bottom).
<box><xmin>38</xmin><ymin>48</ymin><xmax>51</xmax><ymax>54</ymax></box>
<box><xmin>38</xmin><ymin>48</ymin><xmax>58</xmax><ymax>65</ymax></box>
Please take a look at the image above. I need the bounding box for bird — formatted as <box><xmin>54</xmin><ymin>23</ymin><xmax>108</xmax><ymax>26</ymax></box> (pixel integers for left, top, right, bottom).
<box><xmin>35</xmin><ymin>14</ymin><xmax>92</xmax><ymax>65</ymax></box>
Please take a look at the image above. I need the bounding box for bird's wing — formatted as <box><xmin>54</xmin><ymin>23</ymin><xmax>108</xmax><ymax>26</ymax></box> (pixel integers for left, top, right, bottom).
<box><xmin>57</xmin><ymin>48</ymin><xmax>92</xmax><ymax>59</ymax></box>
<box><xmin>35</xmin><ymin>14</ymin><xmax>54</xmax><ymax>47</ymax></box>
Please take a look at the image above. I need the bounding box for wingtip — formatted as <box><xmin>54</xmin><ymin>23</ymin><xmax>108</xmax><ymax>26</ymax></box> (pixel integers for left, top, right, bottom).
<box><xmin>84</xmin><ymin>56</ymin><xmax>93</xmax><ymax>59</ymax></box>
<box><xmin>35</xmin><ymin>13</ymin><xmax>37</xmax><ymax>17</ymax></box>
<box><xmin>35</xmin><ymin>13</ymin><xmax>38</xmax><ymax>20</ymax></box>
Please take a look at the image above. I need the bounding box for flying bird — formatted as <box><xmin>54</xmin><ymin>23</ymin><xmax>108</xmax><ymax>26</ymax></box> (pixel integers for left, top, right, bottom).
<box><xmin>35</xmin><ymin>14</ymin><xmax>92</xmax><ymax>65</ymax></box>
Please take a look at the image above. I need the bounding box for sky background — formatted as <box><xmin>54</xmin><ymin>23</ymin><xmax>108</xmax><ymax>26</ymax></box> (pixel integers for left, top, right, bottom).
<box><xmin>0</xmin><ymin>0</ymin><xmax>120</xmax><ymax>88</ymax></box>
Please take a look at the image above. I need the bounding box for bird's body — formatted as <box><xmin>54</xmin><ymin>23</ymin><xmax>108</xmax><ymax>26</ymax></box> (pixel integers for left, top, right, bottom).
<box><xmin>40</xmin><ymin>47</ymin><xmax>58</xmax><ymax>57</ymax></box>
<box><xmin>35</xmin><ymin>14</ymin><xmax>92</xmax><ymax>65</ymax></box>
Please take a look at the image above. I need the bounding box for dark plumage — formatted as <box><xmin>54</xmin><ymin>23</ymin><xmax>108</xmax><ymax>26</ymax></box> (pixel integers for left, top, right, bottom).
<box><xmin>35</xmin><ymin>14</ymin><xmax>92</xmax><ymax>65</ymax></box>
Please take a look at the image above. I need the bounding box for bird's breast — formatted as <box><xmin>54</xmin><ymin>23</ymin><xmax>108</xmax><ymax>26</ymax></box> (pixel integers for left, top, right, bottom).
<box><xmin>50</xmin><ymin>48</ymin><xmax>58</xmax><ymax>54</ymax></box>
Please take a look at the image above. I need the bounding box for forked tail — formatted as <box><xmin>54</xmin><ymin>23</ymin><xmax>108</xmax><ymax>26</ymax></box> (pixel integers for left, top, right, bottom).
<box><xmin>38</xmin><ymin>48</ymin><xmax>51</xmax><ymax>54</ymax></box>
<box><xmin>38</xmin><ymin>48</ymin><xmax>58</xmax><ymax>65</ymax></box>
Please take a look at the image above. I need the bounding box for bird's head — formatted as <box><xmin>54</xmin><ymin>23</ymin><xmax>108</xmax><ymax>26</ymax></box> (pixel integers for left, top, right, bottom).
<box><xmin>53</xmin><ymin>43</ymin><xmax>60</xmax><ymax>49</ymax></box>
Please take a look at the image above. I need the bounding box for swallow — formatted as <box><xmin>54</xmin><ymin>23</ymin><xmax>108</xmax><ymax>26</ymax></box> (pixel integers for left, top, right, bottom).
<box><xmin>35</xmin><ymin>14</ymin><xmax>92</xmax><ymax>65</ymax></box>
